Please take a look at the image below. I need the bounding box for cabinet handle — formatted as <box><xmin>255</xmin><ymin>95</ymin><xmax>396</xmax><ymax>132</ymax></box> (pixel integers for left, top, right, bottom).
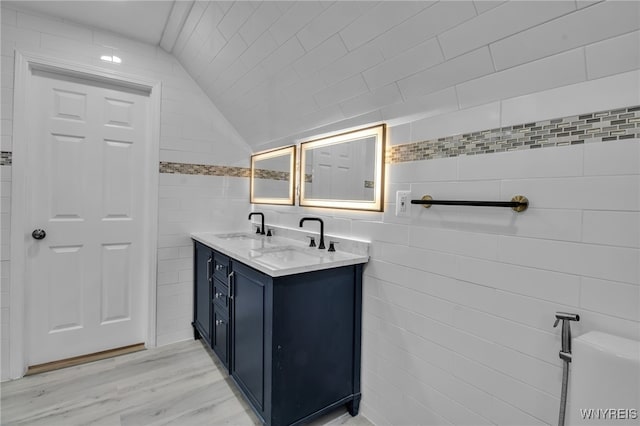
<box><xmin>215</xmin><ymin>292</ymin><xmax>223</xmax><ymax>299</ymax></box>
<box><xmin>215</xmin><ymin>319</ymin><xmax>224</xmax><ymax>326</ymax></box>
<box><xmin>207</xmin><ymin>257</ymin><xmax>212</xmax><ymax>280</ymax></box>
<box><xmin>216</xmin><ymin>264</ymin><xmax>224</xmax><ymax>271</ymax></box>
<box><xmin>228</xmin><ymin>271</ymin><xmax>234</xmax><ymax>300</ymax></box>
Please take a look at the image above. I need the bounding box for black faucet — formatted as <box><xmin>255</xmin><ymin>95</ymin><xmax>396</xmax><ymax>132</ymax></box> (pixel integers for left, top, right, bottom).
<box><xmin>299</xmin><ymin>217</ymin><xmax>325</xmax><ymax>249</ymax></box>
<box><xmin>248</xmin><ymin>212</ymin><xmax>265</xmax><ymax>235</ymax></box>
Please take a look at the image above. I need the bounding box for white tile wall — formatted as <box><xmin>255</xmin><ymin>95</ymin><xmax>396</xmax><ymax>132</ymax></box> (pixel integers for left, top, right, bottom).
<box><xmin>1</xmin><ymin>165</ymin><xmax>11</xmax><ymax>381</ymax></box>
<box><xmin>156</xmin><ymin>173</ymin><xmax>249</xmax><ymax>346</ymax></box>
<box><xmin>585</xmin><ymin>30</ymin><xmax>640</xmax><ymax>80</ymax></box>
<box><xmin>456</xmin><ymin>48</ymin><xmax>587</xmax><ymax>109</ymax></box>
<box><xmin>0</xmin><ymin>4</ymin><xmax>251</xmax><ymax>380</ymax></box>
<box><xmin>256</xmin><ymin>123</ymin><xmax>639</xmax><ymax>425</ymax></box>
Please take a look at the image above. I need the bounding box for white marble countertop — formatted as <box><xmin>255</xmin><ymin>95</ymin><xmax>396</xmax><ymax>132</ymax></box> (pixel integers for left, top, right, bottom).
<box><xmin>191</xmin><ymin>231</ymin><xmax>369</xmax><ymax>277</ymax></box>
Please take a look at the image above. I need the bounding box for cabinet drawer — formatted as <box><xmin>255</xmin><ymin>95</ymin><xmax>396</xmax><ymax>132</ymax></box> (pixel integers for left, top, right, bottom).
<box><xmin>212</xmin><ymin>278</ymin><xmax>229</xmax><ymax>310</ymax></box>
<box><xmin>213</xmin><ymin>252</ymin><xmax>230</xmax><ymax>282</ymax></box>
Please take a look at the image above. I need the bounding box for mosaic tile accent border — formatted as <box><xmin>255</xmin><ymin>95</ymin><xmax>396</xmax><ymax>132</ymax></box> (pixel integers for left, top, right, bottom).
<box><xmin>0</xmin><ymin>151</ymin><xmax>11</xmax><ymax>166</ymax></box>
<box><xmin>387</xmin><ymin>106</ymin><xmax>640</xmax><ymax>164</ymax></box>
<box><xmin>254</xmin><ymin>169</ymin><xmax>289</xmax><ymax>181</ymax></box>
<box><xmin>159</xmin><ymin>161</ymin><xmax>250</xmax><ymax>177</ymax></box>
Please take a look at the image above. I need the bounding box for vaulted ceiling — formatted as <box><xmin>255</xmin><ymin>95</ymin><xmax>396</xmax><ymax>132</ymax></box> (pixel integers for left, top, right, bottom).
<box><xmin>166</xmin><ymin>0</ymin><xmax>638</xmax><ymax>150</ymax></box>
<box><xmin>12</xmin><ymin>1</ymin><xmax>640</xmax><ymax>150</ymax></box>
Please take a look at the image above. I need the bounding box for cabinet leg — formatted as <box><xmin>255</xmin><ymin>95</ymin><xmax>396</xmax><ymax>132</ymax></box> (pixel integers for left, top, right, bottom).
<box><xmin>192</xmin><ymin>323</ymin><xmax>201</xmax><ymax>340</ymax></box>
<box><xmin>347</xmin><ymin>395</ymin><xmax>361</xmax><ymax>416</ymax></box>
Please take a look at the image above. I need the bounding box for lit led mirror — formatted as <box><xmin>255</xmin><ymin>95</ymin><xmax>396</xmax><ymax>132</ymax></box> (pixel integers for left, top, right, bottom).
<box><xmin>300</xmin><ymin>124</ymin><xmax>386</xmax><ymax>211</ymax></box>
<box><xmin>250</xmin><ymin>145</ymin><xmax>296</xmax><ymax>205</ymax></box>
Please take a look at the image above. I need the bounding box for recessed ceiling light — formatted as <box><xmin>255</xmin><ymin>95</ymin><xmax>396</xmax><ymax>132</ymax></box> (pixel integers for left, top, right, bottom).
<box><xmin>100</xmin><ymin>55</ymin><xmax>122</xmax><ymax>64</ymax></box>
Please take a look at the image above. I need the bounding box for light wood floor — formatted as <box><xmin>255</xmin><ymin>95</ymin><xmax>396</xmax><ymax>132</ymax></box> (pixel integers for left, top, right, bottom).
<box><xmin>1</xmin><ymin>340</ymin><xmax>373</xmax><ymax>426</ymax></box>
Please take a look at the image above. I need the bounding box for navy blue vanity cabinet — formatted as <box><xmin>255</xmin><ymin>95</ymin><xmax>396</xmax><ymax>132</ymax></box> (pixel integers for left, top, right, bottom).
<box><xmin>193</xmin><ymin>241</ymin><xmax>364</xmax><ymax>426</ymax></box>
<box><xmin>192</xmin><ymin>241</ymin><xmax>212</xmax><ymax>345</ymax></box>
<box><xmin>228</xmin><ymin>259</ymin><xmax>363</xmax><ymax>426</ymax></box>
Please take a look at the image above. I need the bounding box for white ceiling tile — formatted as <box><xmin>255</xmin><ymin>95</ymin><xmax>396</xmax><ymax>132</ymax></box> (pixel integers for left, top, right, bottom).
<box><xmin>340</xmin><ymin>83</ymin><xmax>403</xmax><ymax>118</ymax></box>
<box><xmin>226</xmin><ymin>65</ymin><xmax>269</xmax><ymax>103</ymax></box>
<box><xmin>296</xmin><ymin>1</ymin><xmax>374</xmax><ymax>51</ymax></box>
<box><xmin>457</xmin><ymin>48</ymin><xmax>587</xmax><ymax>109</ymax></box>
<box><xmin>179</xmin><ymin>2</ymin><xmax>207</xmax><ymax>41</ymax></box>
<box><xmin>363</xmin><ymin>38</ymin><xmax>443</xmax><ymax>90</ymax></box>
<box><xmin>214</xmin><ymin>59</ymin><xmax>249</xmax><ymax>96</ymax></box>
<box><xmin>339</xmin><ymin>1</ymin><xmax>430</xmax><ymax>51</ymax></box>
<box><xmin>380</xmin><ymin>87</ymin><xmax>459</xmax><ymax>123</ymax></box>
<box><xmin>238</xmin><ymin>1</ymin><xmax>282</xmax><ymax>46</ymax></box>
<box><xmin>239</xmin><ymin>31</ymin><xmax>278</xmax><ymax>71</ymax></box>
<box><xmin>292</xmin><ymin>104</ymin><xmax>346</xmax><ymax>136</ymax></box>
<box><xmin>200</xmin><ymin>28</ymin><xmax>227</xmax><ymax>63</ymax></box>
<box><xmin>235</xmin><ymin>66</ymin><xmax>300</xmax><ymax>109</ymax></box>
<box><xmin>280</xmin><ymin>72</ymin><xmax>326</xmax><ymax>105</ymax></box>
<box><xmin>268</xmin><ymin>1</ymin><xmax>324</xmax><ymax>46</ymax></box>
<box><xmin>292</xmin><ymin>35</ymin><xmax>347</xmax><ymax>77</ymax></box>
<box><xmin>260</xmin><ymin>36</ymin><xmax>305</xmax><ymax>76</ymax></box>
<box><xmin>576</xmin><ymin>0</ymin><xmax>602</xmax><ymax>10</ymax></box>
<box><xmin>160</xmin><ymin>1</ymin><xmax>194</xmax><ymax>53</ymax></box>
<box><xmin>586</xmin><ymin>31</ymin><xmax>640</xmax><ymax>80</ymax></box>
<box><xmin>206</xmin><ymin>33</ymin><xmax>247</xmax><ymax>81</ymax></box>
<box><xmin>194</xmin><ymin>6</ymin><xmax>217</xmax><ymax>42</ymax></box>
<box><xmin>319</xmin><ymin>43</ymin><xmax>385</xmax><ymax>86</ymax></box>
<box><xmin>218</xmin><ymin>1</ymin><xmax>255</xmax><ymax>41</ymax></box>
<box><xmin>490</xmin><ymin>0</ymin><xmax>640</xmax><ymax>71</ymax></box>
<box><xmin>439</xmin><ymin>1</ymin><xmax>576</xmax><ymax>60</ymax></box>
<box><xmin>473</xmin><ymin>1</ymin><xmax>506</xmax><ymax>15</ymax></box>
<box><xmin>397</xmin><ymin>47</ymin><xmax>494</xmax><ymax>100</ymax></box>
<box><xmin>314</xmin><ymin>74</ymin><xmax>370</xmax><ymax>109</ymax></box>
<box><xmin>373</xmin><ymin>1</ymin><xmax>474</xmax><ymax>60</ymax></box>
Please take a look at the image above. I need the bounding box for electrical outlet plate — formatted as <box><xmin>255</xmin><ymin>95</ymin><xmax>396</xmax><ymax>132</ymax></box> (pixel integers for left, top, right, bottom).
<box><xmin>395</xmin><ymin>191</ymin><xmax>411</xmax><ymax>217</ymax></box>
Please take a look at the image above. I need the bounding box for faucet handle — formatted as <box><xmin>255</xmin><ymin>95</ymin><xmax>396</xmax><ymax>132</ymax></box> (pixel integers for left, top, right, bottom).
<box><xmin>306</xmin><ymin>236</ymin><xmax>316</xmax><ymax>247</ymax></box>
<box><xmin>255</xmin><ymin>226</ymin><xmax>262</xmax><ymax>234</ymax></box>
<box><xmin>266</xmin><ymin>229</ymin><xmax>273</xmax><ymax>237</ymax></box>
<box><xmin>328</xmin><ymin>241</ymin><xmax>339</xmax><ymax>252</ymax></box>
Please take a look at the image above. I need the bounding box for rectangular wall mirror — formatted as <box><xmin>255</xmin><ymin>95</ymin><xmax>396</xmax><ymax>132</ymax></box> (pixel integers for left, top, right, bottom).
<box><xmin>300</xmin><ymin>124</ymin><xmax>386</xmax><ymax>211</ymax></box>
<box><xmin>250</xmin><ymin>145</ymin><xmax>296</xmax><ymax>205</ymax></box>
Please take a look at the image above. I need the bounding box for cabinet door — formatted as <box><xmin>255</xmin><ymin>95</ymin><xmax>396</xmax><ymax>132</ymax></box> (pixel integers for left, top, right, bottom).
<box><xmin>212</xmin><ymin>305</ymin><xmax>229</xmax><ymax>367</ymax></box>
<box><xmin>194</xmin><ymin>242</ymin><xmax>212</xmax><ymax>343</ymax></box>
<box><xmin>231</xmin><ymin>261</ymin><xmax>265</xmax><ymax>411</ymax></box>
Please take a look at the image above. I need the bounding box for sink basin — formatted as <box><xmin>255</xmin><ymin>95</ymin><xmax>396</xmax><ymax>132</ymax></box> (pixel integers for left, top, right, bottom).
<box><xmin>214</xmin><ymin>232</ymin><xmax>262</xmax><ymax>241</ymax></box>
<box><xmin>251</xmin><ymin>246</ymin><xmax>325</xmax><ymax>269</ymax></box>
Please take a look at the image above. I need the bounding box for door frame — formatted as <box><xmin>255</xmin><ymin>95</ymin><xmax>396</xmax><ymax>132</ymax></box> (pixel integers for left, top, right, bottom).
<box><xmin>9</xmin><ymin>51</ymin><xmax>161</xmax><ymax>379</ymax></box>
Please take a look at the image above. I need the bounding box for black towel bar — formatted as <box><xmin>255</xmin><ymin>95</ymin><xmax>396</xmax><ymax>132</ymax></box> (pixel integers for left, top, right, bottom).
<box><xmin>411</xmin><ymin>195</ymin><xmax>529</xmax><ymax>212</ymax></box>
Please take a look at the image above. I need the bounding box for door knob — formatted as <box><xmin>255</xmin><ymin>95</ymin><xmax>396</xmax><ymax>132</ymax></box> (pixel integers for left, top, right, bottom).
<box><xmin>32</xmin><ymin>229</ymin><xmax>46</xmax><ymax>240</ymax></box>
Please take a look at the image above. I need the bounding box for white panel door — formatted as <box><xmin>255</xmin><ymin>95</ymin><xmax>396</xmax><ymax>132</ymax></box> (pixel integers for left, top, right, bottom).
<box><xmin>26</xmin><ymin>70</ymin><xmax>149</xmax><ymax>365</ymax></box>
<box><xmin>312</xmin><ymin>142</ymin><xmax>362</xmax><ymax>200</ymax></box>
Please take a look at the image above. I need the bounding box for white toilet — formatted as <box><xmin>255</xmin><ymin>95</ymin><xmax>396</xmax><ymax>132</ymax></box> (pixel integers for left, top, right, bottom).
<box><xmin>566</xmin><ymin>331</ymin><xmax>640</xmax><ymax>425</ymax></box>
